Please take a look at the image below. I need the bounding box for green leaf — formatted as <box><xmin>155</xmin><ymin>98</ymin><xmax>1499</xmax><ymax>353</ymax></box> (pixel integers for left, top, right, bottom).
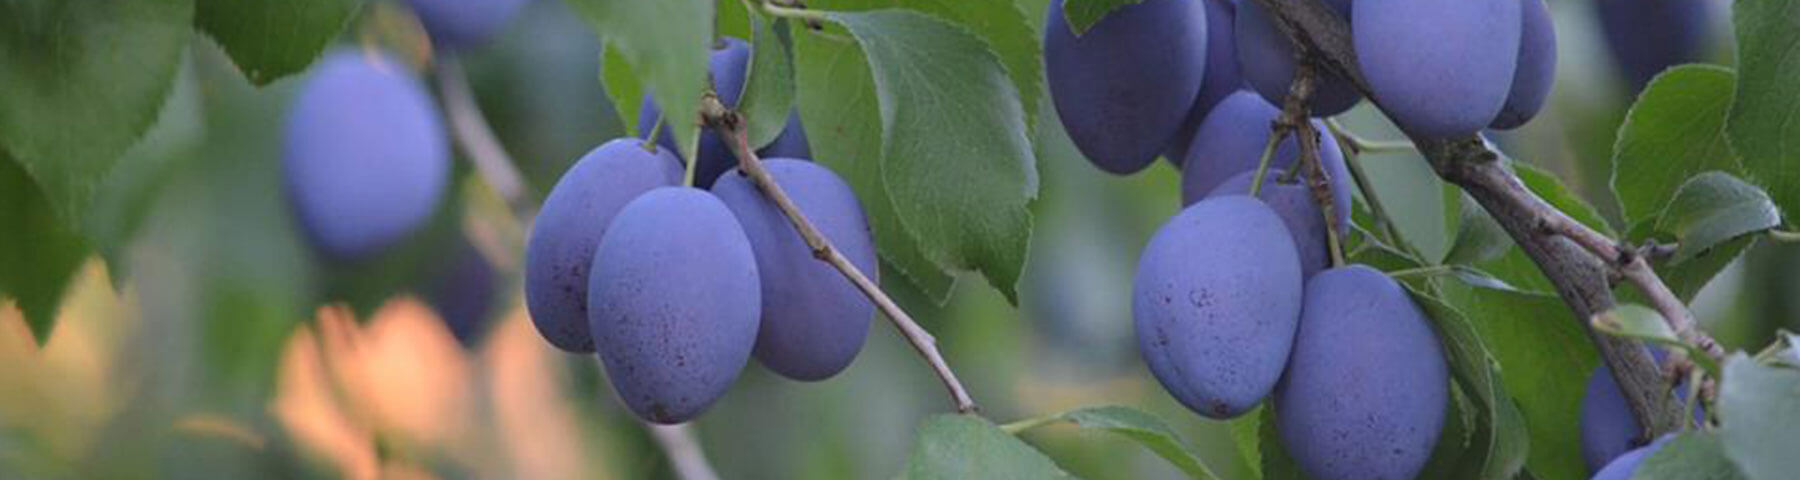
<box><xmin>1254</xmin><ymin>404</ymin><xmax>1307</xmax><ymax>480</ymax></box>
<box><xmin>0</xmin><ymin>154</ymin><xmax>89</xmax><ymax>343</ymax></box>
<box><xmin>737</xmin><ymin>15</ymin><xmax>796</xmax><ymax>150</ymax></box>
<box><xmin>715</xmin><ymin>0</ymin><xmax>753</xmax><ymax>40</ymax></box>
<box><xmin>1444</xmin><ymin>192</ymin><xmax>1512</xmax><ymax>266</ymax></box>
<box><xmin>0</xmin><ymin>0</ymin><xmax>194</xmax><ymax>226</ymax></box>
<box><xmin>899</xmin><ymin>0</ymin><xmax>1044</xmax><ymax>129</ymax></box>
<box><xmin>1636</xmin><ymin>432</ymin><xmax>1748</xmax><ymax>480</ymax></box>
<box><xmin>1408</xmin><ymin>289</ymin><xmax>1531</xmax><ymax>479</ymax></box>
<box><xmin>1058</xmin><ymin>0</ymin><xmax>1144</xmax><ymax>36</ymax></box>
<box><xmin>904</xmin><ymin>414</ymin><xmax>1074</xmax><ymax>479</ymax></box>
<box><xmin>1010</xmin><ymin>406</ymin><xmax>1222</xmax><ymax>480</ymax></box>
<box><xmin>194</xmin><ymin>0</ymin><xmax>362</xmax><ymax>85</ymax></box>
<box><xmin>1727</xmin><ymin>0</ymin><xmax>1800</xmax><ymax>226</ymax></box>
<box><xmin>600</xmin><ymin>46</ymin><xmax>646</xmax><ymax>138</ymax></box>
<box><xmin>568</xmin><ymin>0</ymin><xmax>711</xmax><ymax>159</ymax></box>
<box><xmin>1718</xmin><ymin>354</ymin><xmax>1800</xmax><ymax>480</ymax></box>
<box><xmin>84</xmin><ymin>55</ymin><xmax>206</xmax><ymax>275</ymax></box>
<box><xmin>1655</xmin><ymin>172</ymin><xmax>1780</xmax><ymax>263</ymax></box>
<box><xmin>1591</xmin><ymin>304</ymin><xmax>1720</xmax><ymax>377</ymax></box>
<box><xmin>824</xmin><ymin>9</ymin><xmax>1037</xmax><ymax>302</ymax></box>
<box><xmin>792</xmin><ymin>25</ymin><xmax>956</xmax><ymax>301</ymax></box>
<box><xmin>1227</xmin><ymin>406</ymin><xmax>1263</xmax><ymax>479</ymax></box>
<box><xmin>1435</xmin><ymin>279</ymin><xmax>1596</xmax><ymax>480</ymax></box>
<box><xmin>1611</xmin><ymin>65</ymin><xmax>1742</xmax><ymax>227</ymax></box>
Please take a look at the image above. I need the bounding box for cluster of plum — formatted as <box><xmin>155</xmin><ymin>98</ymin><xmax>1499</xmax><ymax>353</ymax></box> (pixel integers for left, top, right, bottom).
<box><xmin>522</xmin><ymin>39</ymin><xmax>876</xmax><ymax>425</ymax></box>
<box><xmin>1046</xmin><ymin>0</ymin><xmax>1712</xmax><ymax>478</ymax></box>
<box><xmin>1042</xmin><ymin>0</ymin><xmax>1559</xmax><ymax>477</ymax></box>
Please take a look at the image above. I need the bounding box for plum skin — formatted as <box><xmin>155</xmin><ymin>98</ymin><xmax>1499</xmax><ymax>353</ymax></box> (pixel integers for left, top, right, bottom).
<box><xmin>1595</xmin><ymin>0</ymin><xmax>1713</xmax><ymax>92</ymax></box>
<box><xmin>1276</xmin><ymin>265</ymin><xmax>1448</xmax><ymax>480</ymax></box>
<box><xmin>1578</xmin><ymin>348</ymin><xmax>1704</xmax><ymax>472</ymax></box>
<box><xmin>1354</xmin><ymin>0</ymin><xmax>1520</xmax><ymax>138</ymax></box>
<box><xmin>1044</xmin><ymin>0</ymin><xmax>1207</xmax><ymax>174</ymax></box>
<box><xmin>1206</xmin><ymin>170</ymin><xmax>1335</xmax><ymax>279</ymax></box>
<box><xmin>1178</xmin><ymin>92</ymin><xmax>1349</xmax><ymax>230</ymax></box>
<box><xmin>1165</xmin><ymin>0</ymin><xmax>1243</xmax><ymax>166</ymax></box>
<box><xmin>423</xmin><ymin>236</ymin><xmax>500</xmax><ymax>347</ymax></box>
<box><xmin>588</xmin><ymin>187</ymin><xmax>761</xmax><ymax>424</ymax></box>
<box><xmin>1134</xmin><ymin>195</ymin><xmax>1303</xmax><ymax>419</ymax></box>
<box><xmin>524</xmin><ymin>139</ymin><xmax>684</xmax><ymax>353</ymax></box>
<box><xmin>1234</xmin><ymin>0</ymin><xmax>1362</xmax><ymax>116</ymax></box>
<box><xmin>283</xmin><ymin>49</ymin><xmax>450</xmax><ymax>261</ymax></box>
<box><xmin>1591</xmin><ymin>435</ymin><xmax>1673</xmax><ymax>480</ymax></box>
<box><xmin>712</xmin><ymin>159</ymin><xmax>876</xmax><ymax>382</ymax></box>
<box><xmin>404</xmin><ymin>0</ymin><xmax>530</xmax><ymax>50</ymax></box>
<box><xmin>1491</xmin><ymin>0</ymin><xmax>1557</xmax><ymax>130</ymax></box>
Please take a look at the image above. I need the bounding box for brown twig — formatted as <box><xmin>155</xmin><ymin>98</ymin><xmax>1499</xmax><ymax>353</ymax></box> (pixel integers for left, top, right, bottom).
<box><xmin>434</xmin><ymin>58</ymin><xmax>536</xmax><ymax>218</ymax></box>
<box><xmin>1248</xmin><ymin>0</ymin><xmax>1698</xmax><ymax>439</ymax></box>
<box><xmin>698</xmin><ymin>95</ymin><xmax>979</xmax><ymax>414</ymax></box>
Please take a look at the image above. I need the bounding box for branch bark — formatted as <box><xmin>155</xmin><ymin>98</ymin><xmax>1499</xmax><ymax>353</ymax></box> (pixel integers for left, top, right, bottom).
<box><xmin>435</xmin><ymin>58</ymin><xmax>537</xmax><ymax>217</ymax></box>
<box><xmin>1248</xmin><ymin>0</ymin><xmax>1688</xmax><ymax>438</ymax></box>
<box><xmin>698</xmin><ymin>95</ymin><xmax>979</xmax><ymax>414</ymax></box>
<box><xmin>645</xmin><ymin>422</ymin><xmax>723</xmax><ymax>480</ymax></box>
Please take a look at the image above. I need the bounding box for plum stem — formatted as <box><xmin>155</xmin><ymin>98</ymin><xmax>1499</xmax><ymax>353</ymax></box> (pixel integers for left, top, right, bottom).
<box><xmin>1250</xmin><ymin>0</ymin><xmax>1712</xmax><ymax>440</ymax></box>
<box><xmin>760</xmin><ymin>1</ymin><xmax>830</xmax><ymax>30</ymax></box>
<box><xmin>1327</xmin><ymin>119</ymin><xmax>1415</xmax><ymax>257</ymax></box>
<box><xmin>1247</xmin><ymin>132</ymin><xmax>1285</xmax><ymax>198</ymax></box>
<box><xmin>699</xmin><ymin>95</ymin><xmax>980</xmax><ymax>414</ymax></box>
<box><xmin>1269</xmin><ymin>55</ymin><xmax>1346</xmax><ymax>269</ymax></box>
<box><xmin>643</xmin><ymin>416</ymin><xmax>723</xmax><ymax>480</ymax></box>
<box><xmin>434</xmin><ymin>57</ymin><xmax>535</xmax><ymax>216</ymax></box>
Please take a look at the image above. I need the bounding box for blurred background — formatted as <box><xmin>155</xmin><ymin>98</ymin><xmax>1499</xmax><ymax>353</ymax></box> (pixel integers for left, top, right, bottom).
<box><xmin>1</xmin><ymin>0</ymin><xmax>1792</xmax><ymax>478</ymax></box>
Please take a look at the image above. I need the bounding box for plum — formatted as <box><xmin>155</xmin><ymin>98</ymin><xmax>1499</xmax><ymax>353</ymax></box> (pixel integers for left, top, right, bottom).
<box><xmin>1206</xmin><ymin>170</ymin><xmax>1335</xmax><ymax>279</ymax></box>
<box><xmin>1045</xmin><ymin>0</ymin><xmax>1207</xmax><ymax>174</ymax></box>
<box><xmin>1134</xmin><ymin>195</ymin><xmax>1303</xmax><ymax>419</ymax></box>
<box><xmin>1592</xmin><ymin>435</ymin><xmax>1674</xmax><ymax>480</ymax></box>
<box><xmin>524</xmin><ymin>139</ymin><xmax>683</xmax><ymax>352</ymax></box>
<box><xmin>1355</xmin><ymin>0</ymin><xmax>1520</xmax><ymax>138</ymax></box>
<box><xmin>1595</xmin><ymin>0</ymin><xmax>1713</xmax><ymax>92</ymax></box>
<box><xmin>1166</xmin><ymin>0</ymin><xmax>1245</xmax><ymax>166</ymax></box>
<box><xmin>405</xmin><ymin>0</ymin><xmax>530</xmax><ymax>50</ymax></box>
<box><xmin>588</xmin><ymin>187</ymin><xmax>761</xmax><ymax>424</ymax></box>
<box><xmin>1178</xmin><ymin>92</ymin><xmax>1347</xmax><ymax>223</ymax></box>
<box><xmin>1491</xmin><ymin>0</ymin><xmax>1557</xmax><ymax>130</ymax></box>
<box><xmin>713</xmin><ymin>159</ymin><xmax>875</xmax><ymax>381</ymax></box>
<box><xmin>1234</xmin><ymin>0</ymin><xmax>1362</xmax><ymax>117</ymax></box>
<box><xmin>283</xmin><ymin>49</ymin><xmax>449</xmax><ymax>261</ymax></box>
<box><xmin>1579</xmin><ymin>348</ymin><xmax>1705</xmax><ymax>472</ymax></box>
<box><xmin>1276</xmin><ymin>265</ymin><xmax>1448</xmax><ymax>480</ymax></box>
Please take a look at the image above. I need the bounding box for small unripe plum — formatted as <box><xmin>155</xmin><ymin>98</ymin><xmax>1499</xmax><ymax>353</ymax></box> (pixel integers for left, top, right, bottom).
<box><xmin>283</xmin><ymin>50</ymin><xmax>449</xmax><ymax>261</ymax></box>
<box><xmin>1491</xmin><ymin>0</ymin><xmax>1557</xmax><ymax>130</ymax></box>
<box><xmin>1276</xmin><ymin>265</ymin><xmax>1448</xmax><ymax>480</ymax></box>
<box><xmin>1134</xmin><ymin>195</ymin><xmax>1303</xmax><ymax>419</ymax></box>
<box><xmin>1206</xmin><ymin>170</ymin><xmax>1335</xmax><ymax>279</ymax></box>
<box><xmin>1045</xmin><ymin>0</ymin><xmax>1207</xmax><ymax>174</ymax></box>
<box><xmin>1578</xmin><ymin>348</ymin><xmax>1704</xmax><ymax>472</ymax></box>
<box><xmin>1165</xmin><ymin>0</ymin><xmax>1244</xmax><ymax>166</ymax></box>
<box><xmin>1355</xmin><ymin>0</ymin><xmax>1520</xmax><ymax>138</ymax></box>
<box><xmin>588</xmin><ymin>187</ymin><xmax>761</xmax><ymax>424</ymax></box>
<box><xmin>525</xmin><ymin>139</ymin><xmax>683</xmax><ymax>352</ymax></box>
<box><xmin>1178</xmin><ymin>92</ymin><xmax>1348</xmax><ymax>221</ymax></box>
<box><xmin>1592</xmin><ymin>435</ymin><xmax>1673</xmax><ymax>480</ymax></box>
<box><xmin>713</xmin><ymin>159</ymin><xmax>875</xmax><ymax>381</ymax></box>
<box><xmin>1234</xmin><ymin>0</ymin><xmax>1362</xmax><ymax>117</ymax></box>
<box><xmin>1595</xmin><ymin>0</ymin><xmax>1713</xmax><ymax>92</ymax></box>
<box><xmin>404</xmin><ymin>0</ymin><xmax>530</xmax><ymax>50</ymax></box>
<box><xmin>637</xmin><ymin>37</ymin><xmax>752</xmax><ymax>188</ymax></box>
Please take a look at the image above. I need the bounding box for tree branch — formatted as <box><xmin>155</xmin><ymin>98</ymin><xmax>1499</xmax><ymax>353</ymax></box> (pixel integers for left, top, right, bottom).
<box><xmin>698</xmin><ymin>95</ymin><xmax>979</xmax><ymax>414</ymax></box>
<box><xmin>1249</xmin><ymin>0</ymin><xmax>1690</xmax><ymax>438</ymax></box>
<box><xmin>434</xmin><ymin>58</ymin><xmax>537</xmax><ymax>217</ymax></box>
